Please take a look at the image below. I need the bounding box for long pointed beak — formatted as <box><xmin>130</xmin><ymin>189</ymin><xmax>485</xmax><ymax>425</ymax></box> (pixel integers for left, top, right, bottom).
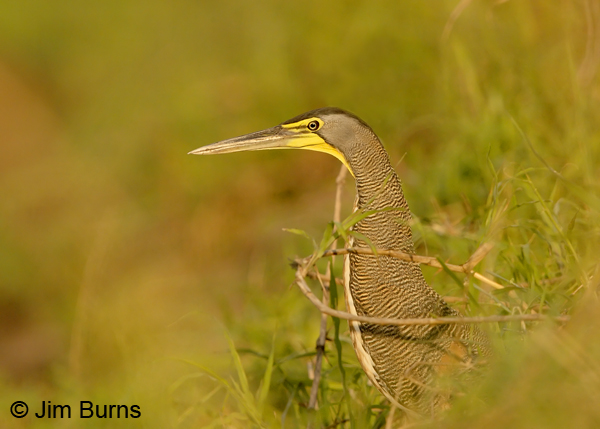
<box><xmin>188</xmin><ymin>125</ymin><xmax>297</xmax><ymax>155</ymax></box>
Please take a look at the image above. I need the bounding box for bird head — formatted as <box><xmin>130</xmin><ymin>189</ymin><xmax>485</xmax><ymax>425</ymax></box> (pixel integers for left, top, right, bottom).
<box><xmin>188</xmin><ymin>107</ymin><xmax>378</xmax><ymax>177</ymax></box>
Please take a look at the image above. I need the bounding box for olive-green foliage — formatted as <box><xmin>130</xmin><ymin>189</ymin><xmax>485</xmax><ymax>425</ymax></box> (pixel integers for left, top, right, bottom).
<box><xmin>0</xmin><ymin>0</ymin><xmax>599</xmax><ymax>428</ymax></box>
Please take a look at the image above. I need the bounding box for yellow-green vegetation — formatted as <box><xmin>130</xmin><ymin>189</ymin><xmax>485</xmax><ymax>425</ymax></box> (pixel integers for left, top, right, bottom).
<box><xmin>1</xmin><ymin>1</ymin><xmax>599</xmax><ymax>428</ymax></box>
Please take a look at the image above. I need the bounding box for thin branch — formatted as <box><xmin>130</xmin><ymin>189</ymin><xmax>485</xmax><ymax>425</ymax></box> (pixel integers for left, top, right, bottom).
<box><xmin>462</xmin><ymin>242</ymin><xmax>494</xmax><ymax>271</ymax></box>
<box><xmin>308</xmin><ymin>165</ymin><xmax>347</xmax><ymax>410</ymax></box>
<box><xmin>308</xmin><ymin>278</ymin><xmax>329</xmax><ymax>410</ymax></box>
<box><xmin>306</xmin><ymin>270</ymin><xmax>468</xmax><ymax>303</ymax></box>
<box><xmin>322</xmin><ymin>242</ymin><xmax>504</xmax><ymax>289</ymax></box>
<box><xmin>333</xmin><ymin>167</ymin><xmax>348</xmax><ymax>223</ymax></box>
<box><xmin>473</xmin><ymin>272</ymin><xmax>503</xmax><ymax>290</ymax></box>
<box><xmin>294</xmin><ymin>266</ymin><xmax>570</xmax><ymax>326</ymax></box>
<box><xmin>323</xmin><ymin>246</ymin><xmax>473</xmax><ymax>272</ymax></box>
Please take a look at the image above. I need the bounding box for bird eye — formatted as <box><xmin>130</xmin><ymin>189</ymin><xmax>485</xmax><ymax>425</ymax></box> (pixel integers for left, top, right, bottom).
<box><xmin>307</xmin><ymin>120</ymin><xmax>320</xmax><ymax>131</ymax></box>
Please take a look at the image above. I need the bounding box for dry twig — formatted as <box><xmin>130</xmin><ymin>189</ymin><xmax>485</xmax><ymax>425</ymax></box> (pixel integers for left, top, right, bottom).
<box><xmin>308</xmin><ymin>166</ymin><xmax>348</xmax><ymax>409</ymax></box>
<box><xmin>295</xmin><ymin>268</ymin><xmax>569</xmax><ymax>326</ymax></box>
<box><xmin>323</xmin><ymin>243</ymin><xmax>504</xmax><ymax>290</ymax></box>
<box><xmin>294</xmin><ymin>244</ymin><xmax>570</xmax><ymax>327</ymax></box>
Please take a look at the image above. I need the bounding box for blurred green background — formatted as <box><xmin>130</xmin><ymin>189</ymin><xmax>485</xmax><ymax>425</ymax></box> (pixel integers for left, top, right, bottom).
<box><xmin>1</xmin><ymin>0</ymin><xmax>599</xmax><ymax>427</ymax></box>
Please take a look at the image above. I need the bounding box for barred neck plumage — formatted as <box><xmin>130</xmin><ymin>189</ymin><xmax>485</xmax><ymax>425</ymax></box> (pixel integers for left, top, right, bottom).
<box><xmin>343</xmin><ymin>131</ymin><xmax>416</xmax><ymax>255</ymax></box>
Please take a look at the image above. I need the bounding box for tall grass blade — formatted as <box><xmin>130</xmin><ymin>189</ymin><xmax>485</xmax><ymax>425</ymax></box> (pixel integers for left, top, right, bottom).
<box><xmin>256</xmin><ymin>333</ymin><xmax>276</xmax><ymax>417</ymax></box>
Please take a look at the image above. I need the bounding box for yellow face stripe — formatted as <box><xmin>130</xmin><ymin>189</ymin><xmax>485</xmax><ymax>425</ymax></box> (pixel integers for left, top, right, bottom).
<box><xmin>281</xmin><ymin>118</ymin><xmax>354</xmax><ymax>176</ymax></box>
<box><xmin>281</xmin><ymin>117</ymin><xmax>324</xmax><ymax>131</ymax></box>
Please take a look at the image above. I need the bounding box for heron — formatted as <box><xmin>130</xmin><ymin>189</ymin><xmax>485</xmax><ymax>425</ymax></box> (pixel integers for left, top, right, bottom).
<box><xmin>189</xmin><ymin>107</ymin><xmax>489</xmax><ymax>415</ymax></box>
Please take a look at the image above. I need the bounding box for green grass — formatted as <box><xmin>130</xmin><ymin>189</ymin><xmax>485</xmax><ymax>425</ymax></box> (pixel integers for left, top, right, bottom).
<box><xmin>1</xmin><ymin>0</ymin><xmax>599</xmax><ymax>428</ymax></box>
<box><xmin>189</xmin><ymin>161</ymin><xmax>599</xmax><ymax>427</ymax></box>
